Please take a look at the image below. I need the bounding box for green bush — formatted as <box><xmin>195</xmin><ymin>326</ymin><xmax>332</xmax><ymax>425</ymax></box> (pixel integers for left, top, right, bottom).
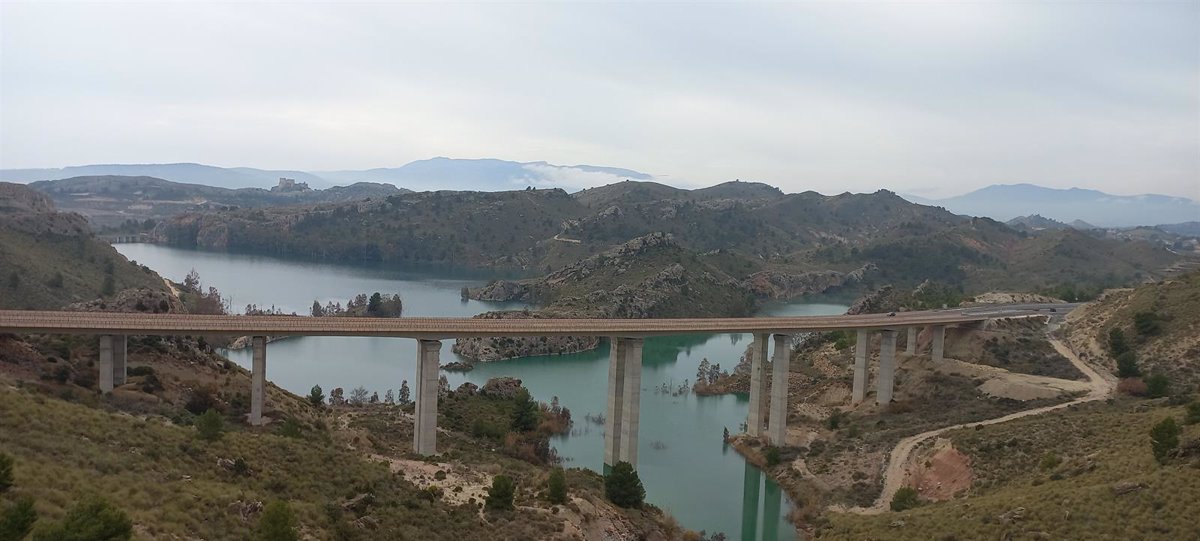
<box><xmin>1115</xmin><ymin>351</ymin><xmax>1139</xmax><ymax>378</ymax></box>
<box><xmin>255</xmin><ymin>500</ymin><xmax>298</xmax><ymax>541</ymax></box>
<box><xmin>1186</xmin><ymin>402</ymin><xmax>1200</xmax><ymax>425</ymax></box>
<box><xmin>604</xmin><ymin>462</ymin><xmax>645</xmax><ymax>509</ymax></box>
<box><xmin>485</xmin><ymin>475</ymin><xmax>515</xmax><ymax>511</ymax></box>
<box><xmin>1150</xmin><ymin>417</ymin><xmax>1181</xmax><ymax>464</ymax></box>
<box><xmin>1145</xmin><ymin>373</ymin><xmax>1170</xmax><ymax>399</ymax></box>
<box><xmin>278</xmin><ymin>418</ymin><xmax>302</xmax><ymax>439</ymax></box>
<box><xmin>547</xmin><ymin>467</ymin><xmax>567</xmax><ymax>505</ymax></box>
<box><xmin>0</xmin><ymin>496</ymin><xmax>38</xmax><ymax>541</ymax></box>
<box><xmin>890</xmin><ymin>487</ymin><xmax>921</xmax><ymax>511</ymax></box>
<box><xmin>0</xmin><ymin>452</ymin><xmax>12</xmax><ymax>493</ymax></box>
<box><xmin>307</xmin><ymin>385</ymin><xmax>324</xmax><ymax>407</ymax></box>
<box><xmin>764</xmin><ymin>446</ymin><xmax>782</xmax><ymax>467</ymax></box>
<box><xmin>1108</xmin><ymin>328</ymin><xmax>1129</xmax><ymax>357</ymax></box>
<box><xmin>1133</xmin><ymin>311</ymin><xmax>1162</xmax><ymax>337</ymax></box>
<box><xmin>195</xmin><ymin>409</ymin><xmax>224</xmax><ymax>441</ymax></box>
<box><xmin>32</xmin><ymin>496</ymin><xmax>131</xmax><ymax>541</ymax></box>
<box><xmin>1039</xmin><ymin>452</ymin><xmax>1061</xmax><ymax>470</ymax></box>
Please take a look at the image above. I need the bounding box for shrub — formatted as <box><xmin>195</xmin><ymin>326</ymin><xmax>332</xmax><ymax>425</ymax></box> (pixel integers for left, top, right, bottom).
<box><xmin>307</xmin><ymin>385</ymin><xmax>324</xmax><ymax>407</ymax></box>
<box><xmin>32</xmin><ymin>495</ymin><xmax>132</xmax><ymax>541</ymax></box>
<box><xmin>255</xmin><ymin>500</ymin><xmax>298</xmax><ymax>541</ymax></box>
<box><xmin>1150</xmin><ymin>417</ymin><xmax>1180</xmax><ymax>464</ymax></box>
<box><xmin>1108</xmin><ymin>328</ymin><xmax>1129</xmax><ymax>356</ymax></box>
<box><xmin>1115</xmin><ymin>351</ymin><xmax>1139</xmax><ymax>378</ymax></box>
<box><xmin>485</xmin><ymin>475</ymin><xmax>515</xmax><ymax>511</ymax></box>
<box><xmin>195</xmin><ymin>409</ymin><xmax>224</xmax><ymax>441</ymax></box>
<box><xmin>1133</xmin><ymin>311</ymin><xmax>1162</xmax><ymax>337</ymax></box>
<box><xmin>278</xmin><ymin>418</ymin><xmax>302</xmax><ymax>439</ymax></box>
<box><xmin>1145</xmin><ymin>373</ymin><xmax>1170</xmax><ymax>399</ymax></box>
<box><xmin>764</xmin><ymin>446</ymin><xmax>782</xmax><ymax>467</ymax></box>
<box><xmin>0</xmin><ymin>452</ymin><xmax>12</xmax><ymax>492</ymax></box>
<box><xmin>1117</xmin><ymin>378</ymin><xmax>1148</xmax><ymax>397</ymax></box>
<box><xmin>547</xmin><ymin>467</ymin><xmax>567</xmax><ymax>504</ymax></box>
<box><xmin>0</xmin><ymin>496</ymin><xmax>37</xmax><ymax>541</ymax></box>
<box><xmin>511</xmin><ymin>388</ymin><xmax>539</xmax><ymax>432</ymax></box>
<box><xmin>1039</xmin><ymin>452</ymin><xmax>1061</xmax><ymax>470</ymax></box>
<box><xmin>184</xmin><ymin>388</ymin><xmax>218</xmax><ymax>416</ymax></box>
<box><xmin>604</xmin><ymin>461</ymin><xmax>645</xmax><ymax>509</ymax></box>
<box><xmin>1186</xmin><ymin>402</ymin><xmax>1200</xmax><ymax>425</ymax></box>
<box><xmin>890</xmin><ymin>487</ymin><xmax>921</xmax><ymax>511</ymax></box>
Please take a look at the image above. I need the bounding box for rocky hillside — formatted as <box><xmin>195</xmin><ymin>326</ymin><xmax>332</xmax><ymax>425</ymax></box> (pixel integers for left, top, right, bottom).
<box><xmin>0</xmin><ymin>182</ymin><xmax>169</xmax><ymax>310</ymax></box>
<box><xmin>155</xmin><ymin>181</ymin><xmax>1179</xmax><ymax>297</ymax></box>
<box><xmin>1064</xmin><ymin>271</ymin><xmax>1200</xmax><ymax>390</ymax></box>
<box><xmin>455</xmin><ymin>233</ymin><xmax>757</xmax><ymax>360</ymax></box>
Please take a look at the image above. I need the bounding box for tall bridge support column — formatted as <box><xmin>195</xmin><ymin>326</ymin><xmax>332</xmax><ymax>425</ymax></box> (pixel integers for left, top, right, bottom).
<box><xmin>250</xmin><ymin>336</ymin><xmax>267</xmax><ymax>426</ymax></box>
<box><xmin>877</xmin><ymin>331</ymin><xmax>897</xmax><ymax>405</ymax></box>
<box><xmin>767</xmin><ymin>333</ymin><xmax>791</xmax><ymax>446</ymax></box>
<box><xmin>851</xmin><ymin>330</ymin><xmax>869</xmax><ymax>404</ymax></box>
<box><xmin>931</xmin><ymin>325</ymin><xmax>946</xmax><ymax>362</ymax></box>
<box><xmin>604</xmin><ymin>337</ymin><xmax>643</xmax><ymax>467</ymax></box>
<box><xmin>746</xmin><ymin>333</ymin><xmax>770</xmax><ymax>437</ymax></box>
<box><xmin>112</xmin><ymin>335</ymin><xmax>127</xmax><ymax>387</ymax></box>
<box><xmin>618</xmin><ymin>338</ymin><xmax>644</xmax><ymax>467</ymax></box>
<box><xmin>905</xmin><ymin>327</ymin><xmax>918</xmax><ymax>355</ymax></box>
<box><xmin>413</xmin><ymin>339</ymin><xmax>441</xmax><ymax>456</ymax></box>
<box><xmin>99</xmin><ymin>335</ymin><xmax>114</xmax><ymax>393</ymax></box>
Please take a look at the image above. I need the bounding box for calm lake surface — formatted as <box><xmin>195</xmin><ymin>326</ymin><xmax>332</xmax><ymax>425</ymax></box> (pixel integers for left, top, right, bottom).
<box><xmin>119</xmin><ymin>244</ymin><xmax>849</xmax><ymax>540</ymax></box>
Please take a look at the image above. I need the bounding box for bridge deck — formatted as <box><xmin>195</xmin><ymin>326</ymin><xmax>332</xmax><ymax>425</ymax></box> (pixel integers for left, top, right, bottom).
<box><xmin>0</xmin><ymin>309</ymin><xmax>999</xmax><ymax>338</ymax></box>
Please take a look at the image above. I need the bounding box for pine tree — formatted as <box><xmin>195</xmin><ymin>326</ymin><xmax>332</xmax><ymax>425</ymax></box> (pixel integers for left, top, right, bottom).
<box><xmin>604</xmin><ymin>461</ymin><xmax>645</xmax><ymax>508</ymax></box>
<box><xmin>307</xmin><ymin>385</ymin><xmax>324</xmax><ymax>407</ymax></box>
<box><xmin>512</xmin><ymin>388</ymin><xmax>540</xmax><ymax>432</ymax></box>
<box><xmin>31</xmin><ymin>496</ymin><xmax>132</xmax><ymax>541</ymax></box>
<box><xmin>485</xmin><ymin>475</ymin><xmax>515</xmax><ymax>511</ymax></box>
<box><xmin>399</xmin><ymin>380</ymin><xmax>411</xmax><ymax>404</ymax></box>
<box><xmin>384</xmin><ymin>389</ymin><xmax>395</xmax><ymax>405</ymax></box>
<box><xmin>547</xmin><ymin>467</ymin><xmax>568</xmax><ymax>504</ymax></box>
<box><xmin>1150</xmin><ymin>416</ymin><xmax>1181</xmax><ymax>464</ymax></box>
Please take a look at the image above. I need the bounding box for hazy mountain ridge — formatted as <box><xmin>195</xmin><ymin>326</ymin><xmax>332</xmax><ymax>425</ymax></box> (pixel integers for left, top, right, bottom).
<box><xmin>2</xmin><ymin>158</ymin><xmax>655</xmax><ymax>193</ymax></box>
<box><xmin>28</xmin><ymin>175</ymin><xmax>408</xmax><ymax>229</ymax></box>
<box><xmin>907</xmin><ymin>183</ymin><xmax>1199</xmax><ymax>228</ymax></box>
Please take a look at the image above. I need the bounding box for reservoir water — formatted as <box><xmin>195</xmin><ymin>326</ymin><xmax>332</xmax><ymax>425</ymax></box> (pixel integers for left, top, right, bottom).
<box><xmin>119</xmin><ymin>244</ymin><xmax>849</xmax><ymax>540</ymax></box>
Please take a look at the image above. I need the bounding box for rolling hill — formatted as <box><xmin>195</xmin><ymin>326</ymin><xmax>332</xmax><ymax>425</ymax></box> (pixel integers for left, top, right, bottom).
<box><xmin>906</xmin><ymin>184</ymin><xmax>1199</xmax><ymax>228</ymax></box>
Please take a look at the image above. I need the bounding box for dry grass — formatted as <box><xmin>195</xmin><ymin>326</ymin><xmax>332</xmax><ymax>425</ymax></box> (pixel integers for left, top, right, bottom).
<box><xmin>818</xmin><ymin>399</ymin><xmax>1200</xmax><ymax>539</ymax></box>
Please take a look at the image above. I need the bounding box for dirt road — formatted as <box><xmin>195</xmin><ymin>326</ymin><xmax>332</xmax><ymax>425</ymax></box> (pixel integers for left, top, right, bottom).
<box><xmin>843</xmin><ymin>335</ymin><xmax>1115</xmax><ymax>515</ymax></box>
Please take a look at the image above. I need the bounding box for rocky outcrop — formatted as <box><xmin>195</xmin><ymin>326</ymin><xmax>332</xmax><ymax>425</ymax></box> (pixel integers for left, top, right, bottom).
<box><xmin>479</xmin><ymin>376</ymin><xmax>524</xmax><ymax>398</ymax></box>
<box><xmin>743</xmin><ymin>263</ymin><xmax>876</xmax><ymax>300</ymax></box>
<box><xmin>67</xmin><ymin>287</ymin><xmax>185</xmax><ymax>314</ymax></box>
<box><xmin>452</xmin><ymin>311</ymin><xmax>600</xmax><ymax>361</ymax></box>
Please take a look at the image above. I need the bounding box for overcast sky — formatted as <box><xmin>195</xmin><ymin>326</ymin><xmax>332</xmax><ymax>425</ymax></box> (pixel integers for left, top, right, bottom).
<box><xmin>1</xmin><ymin>2</ymin><xmax>1197</xmax><ymax>198</ymax></box>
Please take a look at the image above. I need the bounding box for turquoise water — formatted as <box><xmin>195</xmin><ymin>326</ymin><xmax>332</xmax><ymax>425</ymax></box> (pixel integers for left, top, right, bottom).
<box><xmin>118</xmin><ymin>244</ymin><xmax>847</xmax><ymax>539</ymax></box>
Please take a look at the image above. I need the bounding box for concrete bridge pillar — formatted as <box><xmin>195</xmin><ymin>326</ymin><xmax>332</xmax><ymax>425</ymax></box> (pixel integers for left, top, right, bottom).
<box><xmin>250</xmin><ymin>336</ymin><xmax>267</xmax><ymax>425</ymax></box>
<box><xmin>112</xmin><ymin>335</ymin><xmax>127</xmax><ymax>387</ymax></box>
<box><xmin>618</xmin><ymin>338</ymin><xmax>643</xmax><ymax>466</ymax></box>
<box><xmin>931</xmin><ymin>325</ymin><xmax>946</xmax><ymax>362</ymax></box>
<box><xmin>746</xmin><ymin>333</ymin><xmax>770</xmax><ymax>437</ymax></box>
<box><xmin>414</xmin><ymin>339</ymin><xmax>441</xmax><ymax>456</ymax></box>
<box><xmin>877</xmin><ymin>330</ymin><xmax>897</xmax><ymax>405</ymax></box>
<box><xmin>767</xmin><ymin>333</ymin><xmax>791</xmax><ymax>446</ymax></box>
<box><xmin>604</xmin><ymin>337</ymin><xmax>643</xmax><ymax>467</ymax></box>
<box><xmin>99</xmin><ymin>335</ymin><xmax>114</xmax><ymax>393</ymax></box>
<box><xmin>905</xmin><ymin>327</ymin><xmax>918</xmax><ymax>355</ymax></box>
<box><xmin>851</xmin><ymin>330</ymin><xmax>869</xmax><ymax>404</ymax></box>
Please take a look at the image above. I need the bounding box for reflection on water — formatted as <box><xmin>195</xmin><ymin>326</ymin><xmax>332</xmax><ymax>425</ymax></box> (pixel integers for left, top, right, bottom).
<box><xmin>117</xmin><ymin>244</ymin><xmax>836</xmax><ymax>539</ymax></box>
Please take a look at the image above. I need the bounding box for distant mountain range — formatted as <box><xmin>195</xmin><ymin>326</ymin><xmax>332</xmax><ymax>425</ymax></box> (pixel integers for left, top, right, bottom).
<box><xmin>904</xmin><ymin>184</ymin><xmax>1199</xmax><ymax>228</ymax></box>
<box><xmin>0</xmin><ymin>158</ymin><xmax>654</xmax><ymax>192</ymax></box>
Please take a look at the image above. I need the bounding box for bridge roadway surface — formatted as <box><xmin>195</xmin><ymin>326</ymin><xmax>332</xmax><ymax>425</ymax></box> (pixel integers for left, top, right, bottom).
<box><xmin>0</xmin><ymin>304</ymin><xmax>1071</xmax><ymax>339</ymax></box>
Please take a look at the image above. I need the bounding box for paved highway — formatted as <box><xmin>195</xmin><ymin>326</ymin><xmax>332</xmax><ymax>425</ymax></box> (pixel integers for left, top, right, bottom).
<box><xmin>0</xmin><ymin>304</ymin><xmax>1070</xmax><ymax>339</ymax></box>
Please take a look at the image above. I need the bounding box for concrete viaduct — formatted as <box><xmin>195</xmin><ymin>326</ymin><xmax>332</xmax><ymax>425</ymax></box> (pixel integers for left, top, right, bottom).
<box><xmin>0</xmin><ymin>306</ymin><xmax>1062</xmax><ymax>467</ymax></box>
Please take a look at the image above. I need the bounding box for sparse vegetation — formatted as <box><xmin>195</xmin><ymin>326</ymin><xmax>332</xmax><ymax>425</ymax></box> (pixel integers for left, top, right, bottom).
<box><xmin>195</xmin><ymin>408</ymin><xmax>224</xmax><ymax>441</ymax></box>
<box><xmin>0</xmin><ymin>453</ymin><xmax>12</xmax><ymax>493</ymax></box>
<box><xmin>30</xmin><ymin>495</ymin><xmax>132</xmax><ymax>541</ymax></box>
<box><xmin>0</xmin><ymin>496</ymin><xmax>37</xmax><ymax>541</ymax></box>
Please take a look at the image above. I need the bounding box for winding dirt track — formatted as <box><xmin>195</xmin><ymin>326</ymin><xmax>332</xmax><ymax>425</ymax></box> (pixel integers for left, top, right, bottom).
<box><xmin>845</xmin><ymin>335</ymin><xmax>1115</xmax><ymax>515</ymax></box>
